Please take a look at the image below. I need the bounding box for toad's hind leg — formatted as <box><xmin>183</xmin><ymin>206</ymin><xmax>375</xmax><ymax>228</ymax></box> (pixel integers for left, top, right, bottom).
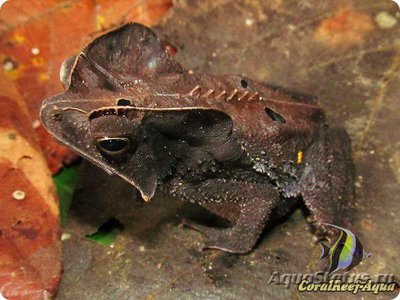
<box><xmin>299</xmin><ymin>127</ymin><xmax>355</xmax><ymax>230</ymax></box>
<box><xmin>180</xmin><ymin>180</ymin><xmax>279</xmax><ymax>254</ymax></box>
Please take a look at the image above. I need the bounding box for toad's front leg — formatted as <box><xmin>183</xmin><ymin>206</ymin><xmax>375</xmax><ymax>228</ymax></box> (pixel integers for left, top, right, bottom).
<box><xmin>169</xmin><ymin>179</ymin><xmax>280</xmax><ymax>254</ymax></box>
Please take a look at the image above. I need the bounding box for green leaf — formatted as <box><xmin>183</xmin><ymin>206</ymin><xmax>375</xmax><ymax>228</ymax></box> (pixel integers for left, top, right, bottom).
<box><xmin>53</xmin><ymin>165</ymin><xmax>79</xmax><ymax>226</ymax></box>
<box><xmin>86</xmin><ymin>218</ymin><xmax>124</xmax><ymax>246</ymax></box>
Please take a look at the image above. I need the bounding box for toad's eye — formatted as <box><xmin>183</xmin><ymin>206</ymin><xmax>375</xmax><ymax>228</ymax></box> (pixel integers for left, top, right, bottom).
<box><xmin>240</xmin><ymin>79</ymin><xmax>248</xmax><ymax>89</ymax></box>
<box><xmin>96</xmin><ymin>137</ymin><xmax>130</xmax><ymax>155</ymax></box>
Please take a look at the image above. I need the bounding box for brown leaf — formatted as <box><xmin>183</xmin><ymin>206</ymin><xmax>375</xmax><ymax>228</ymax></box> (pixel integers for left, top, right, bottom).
<box><xmin>0</xmin><ymin>71</ymin><xmax>61</xmax><ymax>299</ymax></box>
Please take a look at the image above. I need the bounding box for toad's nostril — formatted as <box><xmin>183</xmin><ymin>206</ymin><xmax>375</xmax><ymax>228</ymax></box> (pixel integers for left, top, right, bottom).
<box><xmin>52</xmin><ymin>113</ymin><xmax>63</xmax><ymax>121</ymax></box>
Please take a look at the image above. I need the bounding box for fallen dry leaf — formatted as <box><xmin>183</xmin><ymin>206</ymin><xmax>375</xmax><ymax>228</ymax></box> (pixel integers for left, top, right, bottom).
<box><xmin>0</xmin><ymin>70</ymin><xmax>60</xmax><ymax>300</ymax></box>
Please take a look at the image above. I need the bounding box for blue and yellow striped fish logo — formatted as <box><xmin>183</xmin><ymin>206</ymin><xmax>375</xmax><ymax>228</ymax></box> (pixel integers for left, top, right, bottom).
<box><xmin>320</xmin><ymin>224</ymin><xmax>370</xmax><ymax>274</ymax></box>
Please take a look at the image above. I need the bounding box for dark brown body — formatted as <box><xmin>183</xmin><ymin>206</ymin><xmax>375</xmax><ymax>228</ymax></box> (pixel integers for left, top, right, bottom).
<box><xmin>40</xmin><ymin>23</ymin><xmax>354</xmax><ymax>253</ymax></box>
